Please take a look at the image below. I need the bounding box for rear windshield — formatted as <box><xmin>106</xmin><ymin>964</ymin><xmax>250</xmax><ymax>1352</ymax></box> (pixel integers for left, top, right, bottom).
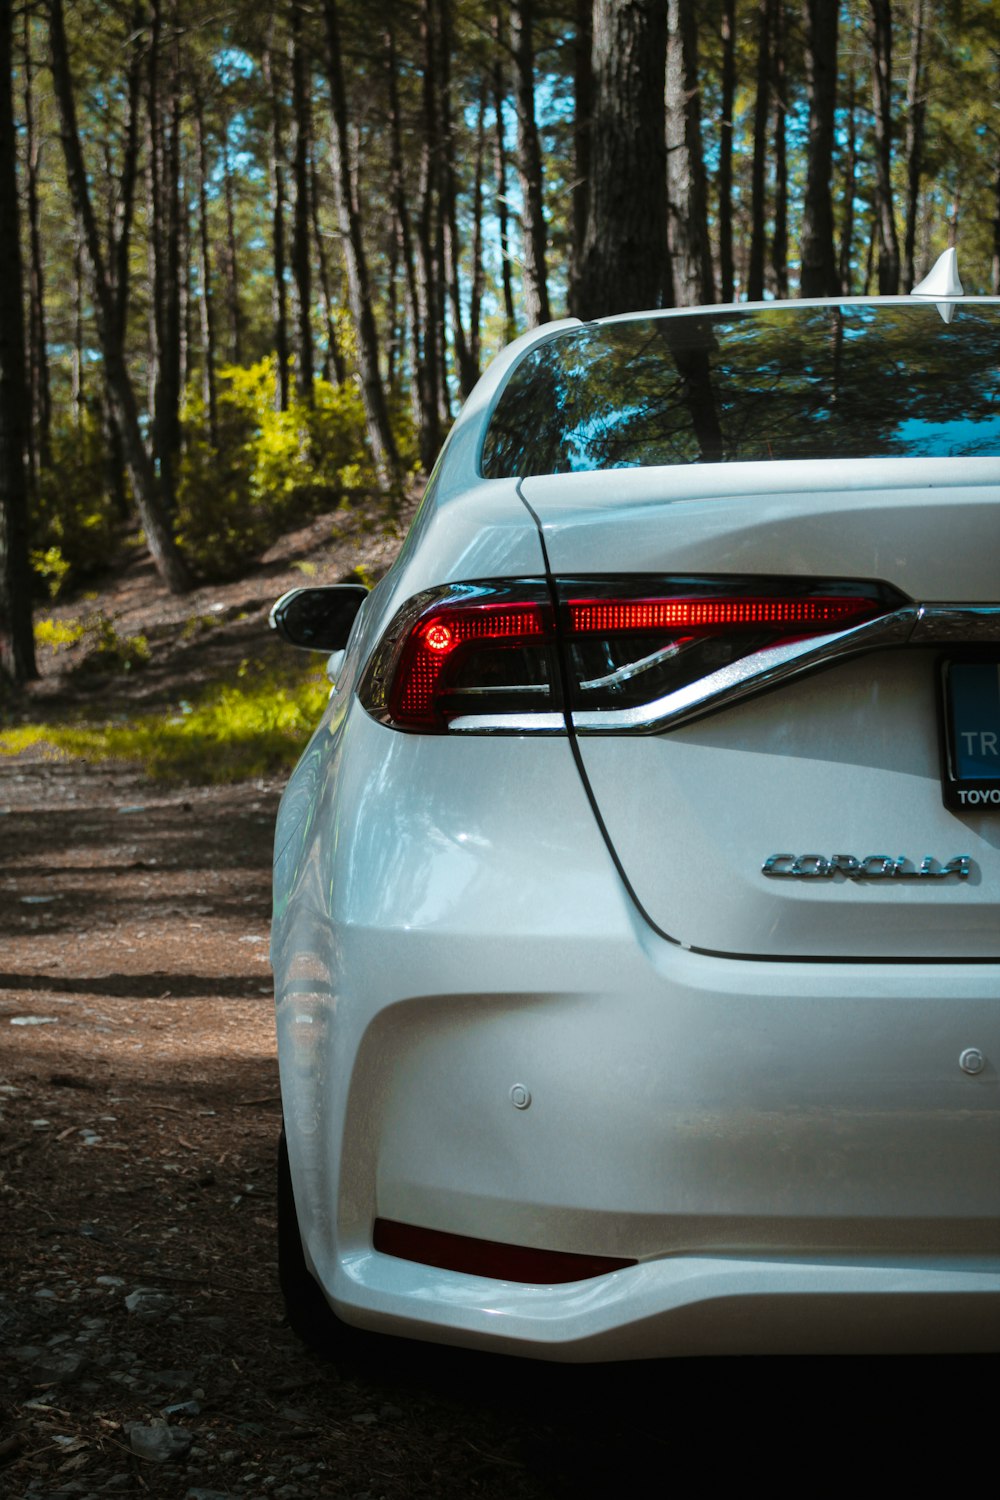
<box><xmin>480</xmin><ymin>303</ymin><xmax>1000</xmax><ymax>477</ymax></box>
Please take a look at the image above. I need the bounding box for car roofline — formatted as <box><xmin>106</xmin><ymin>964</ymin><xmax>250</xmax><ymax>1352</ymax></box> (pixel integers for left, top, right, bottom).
<box><xmin>587</xmin><ymin>293</ymin><xmax>1000</xmax><ymax>327</ymax></box>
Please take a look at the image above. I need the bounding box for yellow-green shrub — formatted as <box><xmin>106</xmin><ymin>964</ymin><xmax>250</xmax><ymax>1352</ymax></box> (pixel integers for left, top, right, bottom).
<box><xmin>31</xmin><ymin>411</ymin><xmax>118</xmax><ymax>595</ymax></box>
<box><xmin>175</xmin><ymin>359</ymin><xmax>372</xmax><ymax>578</ymax></box>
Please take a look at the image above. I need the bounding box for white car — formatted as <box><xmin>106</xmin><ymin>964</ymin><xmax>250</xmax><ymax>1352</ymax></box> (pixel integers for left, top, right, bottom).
<box><xmin>271</xmin><ymin>253</ymin><xmax>1000</xmax><ymax>1358</ymax></box>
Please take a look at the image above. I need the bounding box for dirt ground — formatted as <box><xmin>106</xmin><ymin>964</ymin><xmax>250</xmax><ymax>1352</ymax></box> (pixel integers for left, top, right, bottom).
<box><xmin>1</xmin><ymin>510</ymin><xmax>992</xmax><ymax>1498</ymax></box>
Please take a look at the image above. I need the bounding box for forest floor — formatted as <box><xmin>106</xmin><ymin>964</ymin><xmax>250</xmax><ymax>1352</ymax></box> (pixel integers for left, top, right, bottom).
<box><xmin>0</xmin><ymin>500</ymin><xmax>991</xmax><ymax>1498</ymax></box>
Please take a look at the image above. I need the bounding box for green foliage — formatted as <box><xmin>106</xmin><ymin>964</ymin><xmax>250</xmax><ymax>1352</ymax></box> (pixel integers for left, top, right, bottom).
<box><xmin>31</xmin><ymin>412</ymin><xmax>118</xmax><ymax>594</ymax></box>
<box><xmin>75</xmin><ymin>612</ymin><xmax>151</xmax><ymax>672</ymax></box>
<box><xmin>0</xmin><ymin>657</ymin><xmax>329</xmax><ymax>783</ymax></box>
<box><xmin>175</xmin><ymin>358</ymin><xmax>372</xmax><ymax>578</ymax></box>
<box><xmin>30</xmin><ymin>549</ymin><xmax>73</xmax><ymax>601</ymax></box>
<box><xmin>32</xmin><ymin>610</ymin><xmax>149</xmax><ymax>672</ymax></box>
<box><xmin>34</xmin><ymin>616</ymin><xmax>85</xmax><ymax>651</ymax></box>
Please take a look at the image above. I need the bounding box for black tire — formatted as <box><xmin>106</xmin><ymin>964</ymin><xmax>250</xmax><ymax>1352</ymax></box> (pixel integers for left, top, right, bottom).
<box><xmin>277</xmin><ymin>1127</ymin><xmax>346</xmax><ymax>1355</ymax></box>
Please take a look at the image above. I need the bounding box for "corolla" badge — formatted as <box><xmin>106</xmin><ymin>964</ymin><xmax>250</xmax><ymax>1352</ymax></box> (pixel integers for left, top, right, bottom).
<box><xmin>762</xmin><ymin>853</ymin><xmax>972</xmax><ymax>879</ymax></box>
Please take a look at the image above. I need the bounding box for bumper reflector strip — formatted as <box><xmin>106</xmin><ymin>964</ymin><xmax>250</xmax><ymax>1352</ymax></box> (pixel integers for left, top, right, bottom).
<box><xmin>373</xmin><ymin>1218</ymin><xmax>637</xmax><ymax>1285</ymax></box>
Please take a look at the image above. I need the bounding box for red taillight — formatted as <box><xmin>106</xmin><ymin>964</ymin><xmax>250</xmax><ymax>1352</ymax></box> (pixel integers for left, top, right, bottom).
<box><xmin>392</xmin><ymin>601</ymin><xmax>550</xmax><ymax>728</ymax></box>
<box><xmin>373</xmin><ymin>1218</ymin><xmax>636</xmax><ymax>1284</ymax></box>
<box><xmin>359</xmin><ymin>577</ymin><xmax>906</xmax><ymax>733</ymax></box>
<box><xmin>567</xmin><ymin>595</ymin><xmax>875</xmax><ymax>634</ymax></box>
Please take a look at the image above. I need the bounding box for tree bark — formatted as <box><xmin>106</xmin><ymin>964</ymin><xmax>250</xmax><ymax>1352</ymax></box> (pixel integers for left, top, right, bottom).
<box><xmin>387</xmin><ymin>12</ymin><xmax>438</xmax><ymax>466</ymax></box>
<box><xmin>902</xmin><ymin>0</ymin><xmax>925</xmax><ymax>291</ymax></box>
<box><xmin>48</xmin><ymin>0</ymin><xmax>191</xmax><ymax>593</ymax></box>
<box><xmin>438</xmin><ymin>0</ymin><xmax>476</xmax><ymax>397</ymax></box>
<box><xmin>717</xmin><ymin>0</ymin><xmax>736</xmax><ymax>303</ymax></box>
<box><xmin>469</xmin><ymin>85</ymin><xmax>487</xmax><ymax>373</ymax></box>
<box><xmin>264</xmin><ymin>35</ymin><xmax>290</xmax><ymax>412</ymax></box>
<box><xmin>490</xmin><ymin>17</ymin><xmax>516</xmax><ymax>342</ymax></box>
<box><xmin>21</xmin><ymin>8</ymin><xmax>51</xmax><ymax>477</ymax></box>
<box><xmin>193</xmin><ymin>86</ymin><xmax>218</xmax><ymax>443</ymax></box>
<box><xmin>568</xmin><ymin>0</ymin><xmax>592</xmax><ymax>311</ymax></box>
<box><xmin>221</xmin><ymin>95</ymin><xmax>243</xmax><ymax>364</ymax></box>
<box><xmin>839</xmin><ymin>63</ymin><xmax>858</xmax><ymax>292</ymax></box>
<box><xmin>665</xmin><ymin>0</ymin><xmax>714</xmax><ymax>307</ymax></box>
<box><xmin>800</xmin><ymin>0</ymin><xmax>840</xmax><ymax>296</ymax></box>
<box><xmin>746</xmin><ymin>0</ymin><xmax>773</xmax><ymax>302</ymax></box>
<box><xmin>310</xmin><ymin>155</ymin><xmax>346</xmax><ymax>385</ymax></box>
<box><xmin>574</xmin><ymin>0</ymin><xmax>667</xmax><ymax>320</ymax></box>
<box><xmin>509</xmin><ymin>0</ymin><xmax>550</xmax><ymax>325</ymax></box>
<box><xmin>289</xmin><ymin>0</ymin><xmax>314</xmax><ymax>405</ymax></box>
<box><xmin>148</xmin><ymin>0</ymin><xmax>183</xmax><ymax>513</ymax></box>
<box><xmin>0</xmin><ymin>0</ymin><xmax>37</xmax><ymax>682</ymax></box>
<box><xmin>321</xmin><ymin>0</ymin><xmax>398</xmax><ymax>481</ymax></box>
<box><xmin>104</xmin><ymin>0</ymin><xmax>142</xmax><ymax>523</ymax></box>
<box><xmin>71</xmin><ymin>234</ymin><xmax>84</xmax><ymax>424</ymax></box>
<box><xmin>771</xmin><ymin>1</ymin><xmax>789</xmax><ymax>297</ymax></box>
<box><xmin>870</xmin><ymin>0</ymin><xmax>900</xmax><ymax>293</ymax></box>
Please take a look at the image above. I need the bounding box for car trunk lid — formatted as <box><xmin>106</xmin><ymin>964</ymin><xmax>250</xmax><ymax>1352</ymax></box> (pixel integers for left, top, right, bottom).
<box><xmin>523</xmin><ymin>461</ymin><xmax>1000</xmax><ymax>960</ymax></box>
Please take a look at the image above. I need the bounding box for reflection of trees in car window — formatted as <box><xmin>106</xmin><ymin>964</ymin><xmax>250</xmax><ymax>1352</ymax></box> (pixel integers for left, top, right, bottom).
<box><xmin>480</xmin><ymin>305</ymin><xmax>1000</xmax><ymax>477</ymax></box>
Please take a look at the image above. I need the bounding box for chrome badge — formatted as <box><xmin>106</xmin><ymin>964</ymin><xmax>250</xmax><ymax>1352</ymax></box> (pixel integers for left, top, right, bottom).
<box><xmin>762</xmin><ymin>853</ymin><xmax>972</xmax><ymax>879</ymax></box>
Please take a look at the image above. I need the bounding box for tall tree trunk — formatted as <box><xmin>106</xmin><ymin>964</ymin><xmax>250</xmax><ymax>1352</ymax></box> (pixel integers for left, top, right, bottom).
<box><xmin>568</xmin><ymin>0</ymin><xmax>592</xmax><ymax>310</ymax></box>
<box><xmin>574</xmin><ymin>0</ymin><xmax>667</xmax><ymax>320</ymax></box>
<box><xmin>490</xmin><ymin>18</ymin><xmax>516</xmax><ymax>342</ymax></box>
<box><xmin>385</xmin><ymin>223</ymin><xmax>400</xmax><ymax>390</ymax></box>
<box><xmin>509</xmin><ymin>0</ymin><xmax>550</xmax><ymax>325</ymax></box>
<box><xmin>746</xmin><ymin>0</ymin><xmax>773</xmax><ymax>301</ymax></box>
<box><xmin>839</xmin><ymin>64</ymin><xmax>858</xmax><ymax>292</ymax></box>
<box><xmin>47</xmin><ymin>0</ymin><xmax>191</xmax><ymax>592</ymax></box>
<box><xmin>264</xmin><ymin>35</ymin><xmax>290</xmax><ymax>412</ymax></box>
<box><xmin>178</xmin><ymin>156</ymin><xmax>191</xmax><ymax>397</ymax></box>
<box><xmin>22</xmin><ymin>8</ymin><xmax>51</xmax><ymax>477</ymax></box>
<box><xmin>800</xmin><ymin>0</ymin><xmax>840</xmax><ymax>296</ymax></box>
<box><xmin>771</xmin><ymin>2</ymin><xmax>789</xmax><ymax>297</ymax></box>
<box><xmin>665</xmin><ymin>0</ymin><xmax>714</xmax><ymax>307</ymax></box>
<box><xmin>104</xmin><ymin>0</ymin><xmax>142</xmax><ymax>523</ymax></box>
<box><xmin>870</xmin><ymin>0</ymin><xmax>900</xmax><ymax>293</ymax></box>
<box><xmin>71</xmin><ymin>234</ymin><xmax>84</xmax><ymax>424</ymax></box>
<box><xmin>947</xmin><ymin>176</ymin><xmax>961</xmax><ymax>246</ymax></box>
<box><xmin>289</xmin><ymin>0</ymin><xmax>314</xmax><ymax>405</ymax></box>
<box><xmin>193</xmin><ymin>85</ymin><xmax>217</xmax><ymax>444</ymax></box>
<box><xmin>0</xmin><ymin>0</ymin><xmax>37</xmax><ymax>683</ymax></box>
<box><xmin>221</xmin><ymin>97</ymin><xmax>243</xmax><ymax>364</ymax></box>
<box><xmin>149</xmin><ymin>0</ymin><xmax>182</xmax><ymax>514</ymax></box>
<box><xmin>902</xmin><ymin>0</ymin><xmax>925</xmax><ymax>291</ymax></box>
<box><xmin>321</xmin><ymin>0</ymin><xmax>398</xmax><ymax>481</ymax></box>
<box><xmin>717</xmin><ymin>0</ymin><xmax>736</xmax><ymax>302</ymax></box>
<box><xmin>387</xmin><ymin>13</ymin><xmax>437</xmax><ymax>465</ymax></box>
<box><xmin>993</xmin><ymin>145</ymin><xmax>1000</xmax><ymax>295</ymax></box>
<box><xmin>309</xmin><ymin>154</ymin><xmax>345</xmax><ymax>385</ymax></box>
<box><xmin>438</xmin><ymin>0</ymin><xmax>475</xmax><ymax>396</ymax></box>
<box><xmin>413</xmin><ymin>1</ymin><xmax>444</xmax><ymax>462</ymax></box>
<box><xmin>863</xmin><ymin>206</ymin><xmax>877</xmax><ymax>294</ymax></box>
<box><xmin>469</xmin><ymin>85</ymin><xmax>487</xmax><ymax>373</ymax></box>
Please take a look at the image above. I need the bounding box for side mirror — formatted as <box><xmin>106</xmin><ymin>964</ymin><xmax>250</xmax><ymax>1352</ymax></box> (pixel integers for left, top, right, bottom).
<box><xmin>269</xmin><ymin>585</ymin><xmax>369</xmax><ymax>652</ymax></box>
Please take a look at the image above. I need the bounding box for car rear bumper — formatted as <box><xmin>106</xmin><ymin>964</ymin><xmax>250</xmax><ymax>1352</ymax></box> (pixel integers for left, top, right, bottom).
<box><xmin>333</xmin><ymin>1246</ymin><xmax>1000</xmax><ymax>1359</ymax></box>
<box><xmin>273</xmin><ymin>710</ymin><xmax>1000</xmax><ymax>1357</ymax></box>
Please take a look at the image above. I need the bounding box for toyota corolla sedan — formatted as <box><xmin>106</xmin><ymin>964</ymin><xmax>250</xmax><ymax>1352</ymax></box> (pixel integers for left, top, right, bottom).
<box><xmin>271</xmin><ymin>252</ymin><xmax>1000</xmax><ymax>1358</ymax></box>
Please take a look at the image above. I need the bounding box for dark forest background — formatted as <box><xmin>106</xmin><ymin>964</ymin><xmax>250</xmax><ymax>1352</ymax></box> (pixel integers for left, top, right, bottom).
<box><xmin>2</xmin><ymin>0</ymin><xmax>999</xmax><ymax>684</ymax></box>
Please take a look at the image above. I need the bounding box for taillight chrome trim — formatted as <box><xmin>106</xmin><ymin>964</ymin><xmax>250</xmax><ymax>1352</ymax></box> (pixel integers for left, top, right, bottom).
<box><xmin>449</xmin><ymin>711</ymin><xmax>567</xmax><ymax>734</ymax></box>
<box><xmin>911</xmin><ymin>604</ymin><xmax>1000</xmax><ymax>644</ymax></box>
<box><xmin>440</xmin><ymin>604</ymin><xmax>1000</xmax><ymax>735</ymax></box>
<box><xmin>572</xmin><ymin>610</ymin><xmax>915</xmax><ymax>732</ymax></box>
<box><xmin>570</xmin><ymin>603</ymin><xmax>1000</xmax><ymax>734</ymax></box>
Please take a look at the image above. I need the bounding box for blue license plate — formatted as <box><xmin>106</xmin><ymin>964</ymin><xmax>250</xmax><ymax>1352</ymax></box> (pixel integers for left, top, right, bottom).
<box><xmin>941</xmin><ymin>659</ymin><xmax>1000</xmax><ymax>810</ymax></box>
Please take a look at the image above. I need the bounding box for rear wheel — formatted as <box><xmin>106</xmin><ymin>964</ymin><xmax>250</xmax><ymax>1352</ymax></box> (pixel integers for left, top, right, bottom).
<box><xmin>277</xmin><ymin>1128</ymin><xmax>344</xmax><ymax>1354</ymax></box>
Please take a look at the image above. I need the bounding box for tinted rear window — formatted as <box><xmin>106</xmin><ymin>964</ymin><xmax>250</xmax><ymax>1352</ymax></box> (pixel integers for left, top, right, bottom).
<box><xmin>480</xmin><ymin>303</ymin><xmax>1000</xmax><ymax>477</ymax></box>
